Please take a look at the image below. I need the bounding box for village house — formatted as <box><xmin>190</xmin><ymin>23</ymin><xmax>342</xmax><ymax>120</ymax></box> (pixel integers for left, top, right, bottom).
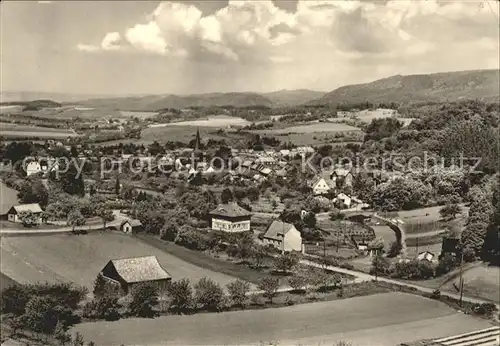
<box><xmin>99</xmin><ymin>256</ymin><xmax>171</xmax><ymax>294</ymax></box>
<box><xmin>262</xmin><ymin>220</ymin><xmax>303</xmax><ymax>253</ymax></box>
<box><xmin>331</xmin><ymin>168</ymin><xmax>354</xmax><ymax>188</ymax></box>
<box><xmin>26</xmin><ymin>161</ymin><xmax>42</xmax><ymax>176</ymax></box>
<box><xmin>120</xmin><ymin>219</ymin><xmax>143</xmax><ymax>233</ymax></box>
<box><xmin>309</xmin><ymin>176</ymin><xmax>334</xmax><ymax>195</ymax></box>
<box><xmin>7</xmin><ymin>203</ymin><xmax>43</xmax><ymax>223</ymax></box>
<box><xmin>209</xmin><ymin>203</ymin><xmax>252</xmax><ymax>232</ymax></box>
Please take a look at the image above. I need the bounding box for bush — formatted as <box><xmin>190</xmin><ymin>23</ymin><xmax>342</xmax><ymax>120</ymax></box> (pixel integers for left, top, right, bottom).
<box><xmin>462</xmin><ymin>247</ymin><xmax>476</xmax><ymax>263</ymax></box>
<box><xmin>82</xmin><ymin>296</ymin><xmax>121</xmax><ymax>321</ymax></box>
<box><xmin>430</xmin><ymin>289</ymin><xmax>441</xmax><ymax>300</ymax></box>
<box><xmin>226</xmin><ymin>280</ymin><xmax>251</xmax><ymax>307</ymax></box>
<box><xmin>168</xmin><ymin>278</ymin><xmax>193</xmax><ymax>313</ymax></box>
<box><xmin>274</xmin><ymin>252</ymin><xmax>300</xmax><ymax>273</ymax></box>
<box><xmin>128</xmin><ymin>283</ymin><xmax>159</xmax><ymax>318</ymax></box>
<box><xmin>194</xmin><ymin>278</ymin><xmax>226</xmax><ymax>312</ymax></box>
<box><xmin>436</xmin><ymin>253</ymin><xmax>458</xmax><ymax>276</ymax></box>
<box><xmin>288</xmin><ymin>273</ymin><xmax>309</xmax><ymax>293</ymax></box>
<box><xmin>339</xmin><ymin>263</ymin><xmax>355</xmax><ymax>270</ymax></box>
<box><xmin>473</xmin><ymin>302</ymin><xmax>497</xmax><ymax>316</ymax></box>
<box><xmin>258</xmin><ymin>277</ymin><xmax>280</xmax><ymax>303</ymax></box>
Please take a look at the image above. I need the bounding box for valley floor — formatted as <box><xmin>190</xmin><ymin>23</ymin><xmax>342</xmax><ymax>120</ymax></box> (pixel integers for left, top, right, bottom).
<box><xmin>72</xmin><ymin>292</ymin><xmax>493</xmax><ymax>346</ymax></box>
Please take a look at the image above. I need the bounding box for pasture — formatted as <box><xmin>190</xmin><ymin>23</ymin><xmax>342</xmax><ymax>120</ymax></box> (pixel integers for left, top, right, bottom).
<box><xmin>0</xmin><ymin>232</ymin><xmax>240</xmax><ymax>290</ymax></box>
<box><xmin>260</xmin><ymin>122</ymin><xmax>362</xmax><ymax>134</ymax></box>
<box><xmin>441</xmin><ymin>265</ymin><xmax>500</xmax><ymax>303</ymax></box>
<box><xmin>119</xmin><ymin>110</ymin><xmax>158</xmax><ymax>119</ymax></box>
<box><xmin>0</xmin><ymin>123</ymin><xmax>78</xmax><ymax>139</ymax></box>
<box><xmin>149</xmin><ymin>115</ymin><xmax>251</xmax><ymax>128</ymax></box>
<box><xmin>141</xmin><ymin>125</ymin><xmax>232</xmax><ymax>143</ymax></box>
<box><xmin>72</xmin><ymin>292</ymin><xmax>491</xmax><ymax>346</ymax></box>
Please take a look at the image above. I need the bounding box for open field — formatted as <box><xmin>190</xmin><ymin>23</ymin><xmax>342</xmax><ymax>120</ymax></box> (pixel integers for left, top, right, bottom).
<box><xmin>72</xmin><ymin>292</ymin><xmax>493</xmax><ymax>346</ymax></box>
<box><xmin>141</xmin><ymin>125</ymin><xmax>231</xmax><ymax>143</ymax></box>
<box><xmin>135</xmin><ymin>234</ymin><xmax>268</xmax><ymax>285</ymax></box>
<box><xmin>0</xmin><ymin>124</ymin><xmax>78</xmax><ymax>139</ymax></box>
<box><xmin>258</xmin><ymin>122</ymin><xmax>362</xmax><ymax>134</ymax></box>
<box><xmin>0</xmin><ymin>232</ymin><xmax>240</xmax><ymax>290</ymax></box>
<box><xmin>149</xmin><ymin>115</ymin><xmax>251</xmax><ymax>128</ymax></box>
<box><xmin>397</xmin><ymin>205</ymin><xmax>469</xmax><ymax>225</ymax></box>
<box><xmin>441</xmin><ymin>265</ymin><xmax>500</xmax><ymax>303</ymax></box>
<box><xmin>119</xmin><ymin>110</ymin><xmax>158</xmax><ymax>119</ymax></box>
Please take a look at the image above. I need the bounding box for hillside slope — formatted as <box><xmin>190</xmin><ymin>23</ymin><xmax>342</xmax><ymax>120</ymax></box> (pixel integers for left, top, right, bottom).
<box><xmin>263</xmin><ymin>89</ymin><xmax>325</xmax><ymax>106</ymax></box>
<box><xmin>311</xmin><ymin>69</ymin><xmax>500</xmax><ymax>105</ymax></box>
<box><xmin>75</xmin><ymin>92</ymin><xmax>273</xmax><ymax>111</ymax></box>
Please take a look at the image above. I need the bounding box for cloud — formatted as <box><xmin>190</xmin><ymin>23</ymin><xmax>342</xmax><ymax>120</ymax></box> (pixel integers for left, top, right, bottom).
<box><xmin>79</xmin><ymin>0</ymin><xmax>498</xmax><ymax>68</ymax></box>
<box><xmin>76</xmin><ymin>43</ymin><xmax>100</xmax><ymax>52</ymax></box>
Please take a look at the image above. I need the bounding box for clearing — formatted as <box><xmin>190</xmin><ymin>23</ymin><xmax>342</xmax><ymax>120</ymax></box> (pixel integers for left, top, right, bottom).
<box><xmin>441</xmin><ymin>264</ymin><xmax>500</xmax><ymax>303</ymax></box>
<box><xmin>0</xmin><ymin>232</ymin><xmax>241</xmax><ymax>290</ymax></box>
<box><xmin>0</xmin><ymin>124</ymin><xmax>78</xmax><ymax>139</ymax></box>
<box><xmin>141</xmin><ymin>125</ymin><xmax>230</xmax><ymax>143</ymax></box>
<box><xmin>149</xmin><ymin>115</ymin><xmax>251</xmax><ymax>128</ymax></box>
<box><xmin>72</xmin><ymin>292</ymin><xmax>492</xmax><ymax>346</ymax></box>
<box><xmin>258</xmin><ymin>122</ymin><xmax>362</xmax><ymax>134</ymax></box>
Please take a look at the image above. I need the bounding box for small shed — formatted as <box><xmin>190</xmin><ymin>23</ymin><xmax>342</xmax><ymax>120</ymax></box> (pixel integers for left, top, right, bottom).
<box><xmin>100</xmin><ymin>256</ymin><xmax>171</xmax><ymax>293</ymax></box>
<box><xmin>120</xmin><ymin>219</ymin><xmax>143</xmax><ymax>233</ymax></box>
<box><xmin>7</xmin><ymin>203</ymin><xmax>43</xmax><ymax>223</ymax></box>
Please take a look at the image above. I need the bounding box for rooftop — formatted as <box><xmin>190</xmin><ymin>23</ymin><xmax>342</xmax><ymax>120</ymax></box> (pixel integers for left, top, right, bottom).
<box><xmin>263</xmin><ymin>220</ymin><xmax>296</xmax><ymax>241</ymax></box>
<box><xmin>210</xmin><ymin>203</ymin><xmax>252</xmax><ymax>218</ymax></box>
<box><xmin>9</xmin><ymin>203</ymin><xmax>43</xmax><ymax>214</ymax></box>
<box><xmin>108</xmin><ymin>255</ymin><xmax>171</xmax><ymax>284</ymax></box>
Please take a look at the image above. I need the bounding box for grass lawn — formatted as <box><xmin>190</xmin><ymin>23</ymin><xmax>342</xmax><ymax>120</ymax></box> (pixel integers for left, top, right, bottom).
<box><xmin>141</xmin><ymin>125</ymin><xmax>232</xmax><ymax>143</ymax></box>
<box><xmin>0</xmin><ymin>231</ymin><xmax>241</xmax><ymax>290</ymax></box>
<box><xmin>441</xmin><ymin>264</ymin><xmax>500</xmax><ymax>303</ymax></box>
<box><xmin>72</xmin><ymin>291</ymin><xmax>492</xmax><ymax>346</ymax></box>
<box><xmin>134</xmin><ymin>233</ymin><xmax>269</xmax><ymax>285</ymax></box>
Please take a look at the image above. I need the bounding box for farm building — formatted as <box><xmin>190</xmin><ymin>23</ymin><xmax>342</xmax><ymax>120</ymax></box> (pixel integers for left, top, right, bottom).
<box><xmin>209</xmin><ymin>203</ymin><xmax>252</xmax><ymax>232</ymax></box>
<box><xmin>262</xmin><ymin>220</ymin><xmax>303</xmax><ymax>253</ymax></box>
<box><xmin>7</xmin><ymin>203</ymin><xmax>43</xmax><ymax>223</ymax></box>
<box><xmin>100</xmin><ymin>256</ymin><xmax>171</xmax><ymax>293</ymax></box>
<box><xmin>120</xmin><ymin>219</ymin><xmax>143</xmax><ymax>233</ymax></box>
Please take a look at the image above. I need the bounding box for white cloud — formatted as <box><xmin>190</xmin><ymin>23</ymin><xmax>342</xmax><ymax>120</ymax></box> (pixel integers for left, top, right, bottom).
<box><xmin>125</xmin><ymin>22</ymin><xmax>167</xmax><ymax>55</ymax></box>
<box><xmin>79</xmin><ymin>0</ymin><xmax>498</xmax><ymax>71</ymax></box>
<box><xmin>76</xmin><ymin>43</ymin><xmax>100</xmax><ymax>52</ymax></box>
<box><xmin>101</xmin><ymin>32</ymin><xmax>121</xmax><ymax>51</ymax></box>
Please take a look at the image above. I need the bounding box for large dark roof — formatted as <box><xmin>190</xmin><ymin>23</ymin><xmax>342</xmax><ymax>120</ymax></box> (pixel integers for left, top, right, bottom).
<box><xmin>263</xmin><ymin>220</ymin><xmax>296</xmax><ymax>241</ymax></box>
<box><xmin>107</xmin><ymin>256</ymin><xmax>171</xmax><ymax>284</ymax></box>
<box><xmin>209</xmin><ymin>203</ymin><xmax>252</xmax><ymax>218</ymax></box>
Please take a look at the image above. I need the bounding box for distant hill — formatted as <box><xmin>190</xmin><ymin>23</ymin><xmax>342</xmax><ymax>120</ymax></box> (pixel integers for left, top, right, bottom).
<box><xmin>0</xmin><ymin>99</ymin><xmax>62</xmax><ymax>110</ymax></box>
<box><xmin>0</xmin><ymin>91</ymin><xmax>109</xmax><ymax>103</ymax></box>
<box><xmin>262</xmin><ymin>89</ymin><xmax>325</xmax><ymax>106</ymax></box>
<box><xmin>310</xmin><ymin>69</ymin><xmax>500</xmax><ymax>105</ymax></box>
<box><xmin>74</xmin><ymin>92</ymin><xmax>274</xmax><ymax>111</ymax></box>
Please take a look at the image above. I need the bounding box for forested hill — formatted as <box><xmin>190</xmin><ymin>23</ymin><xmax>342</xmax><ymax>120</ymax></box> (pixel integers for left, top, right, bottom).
<box><xmin>311</xmin><ymin>69</ymin><xmax>500</xmax><ymax>105</ymax></box>
<box><xmin>73</xmin><ymin>93</ymin><xmax>274</xmax><ymax>111</ymax></box>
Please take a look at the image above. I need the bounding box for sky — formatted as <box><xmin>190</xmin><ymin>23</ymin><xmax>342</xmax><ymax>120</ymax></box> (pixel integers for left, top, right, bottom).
<box><xmin>1</xmin><ymin>0</ymin><xmax>499</xmax><ymax>95</ymax></box>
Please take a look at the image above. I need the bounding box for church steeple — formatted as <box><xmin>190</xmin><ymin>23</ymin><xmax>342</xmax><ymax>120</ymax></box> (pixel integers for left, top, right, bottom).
<box><xmin>194</xmin><ymin>127</ymin><xmax>201</xmax><ymax>152</ymax></box>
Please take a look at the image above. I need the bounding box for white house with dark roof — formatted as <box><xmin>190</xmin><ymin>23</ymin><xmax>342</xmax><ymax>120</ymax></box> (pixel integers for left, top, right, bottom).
<box><xmin>262</xmin><ymin>220</ymin><xmax>303</xmax><ymax>253</ymax></box>
<box><xmin>120</xmin><ymin>219</ymin><xmax>143</xmax><ymax>233</ymax></box>
<box><xmin>209</xmin><ymin>203</ymin><xmax>252</xmax><ymax>232</ymax></box>
<box><xmin>100</xmin><ymin>255</ymin><xmax>171</xmax><ymax>293</ymax></box>
<box><xmin>7</xmin><ymin>203</ymin><xmax>43</xmax><ymax>223</ymax></box>
<box><xmin>309</xmin><ymin>176</ymin><xmax>334</xmax><ymax>195</ymax></box>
